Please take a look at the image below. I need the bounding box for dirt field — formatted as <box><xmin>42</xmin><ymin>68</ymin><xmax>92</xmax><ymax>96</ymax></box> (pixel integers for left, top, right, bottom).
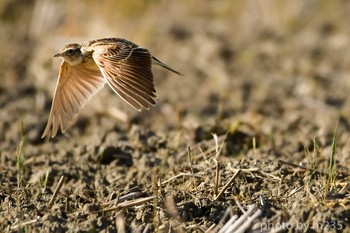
<box><xmin>0</xmin><ymin>1</ymin><xmax>349</xmax><ymax>232</ymax></box>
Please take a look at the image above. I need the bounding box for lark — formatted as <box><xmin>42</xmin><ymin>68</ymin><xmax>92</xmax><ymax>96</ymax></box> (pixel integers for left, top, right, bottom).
<box><xmin>42</xmin><ymin>38</ymin><xmax>183</xmax><ymax>138</ymax></box>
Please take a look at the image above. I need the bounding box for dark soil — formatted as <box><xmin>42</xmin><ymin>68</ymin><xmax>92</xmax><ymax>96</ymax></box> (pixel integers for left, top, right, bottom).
<box><xmin>0</xmin><ymin>1</ymin><xmax>349</xmax><ymax>232</ymax></box>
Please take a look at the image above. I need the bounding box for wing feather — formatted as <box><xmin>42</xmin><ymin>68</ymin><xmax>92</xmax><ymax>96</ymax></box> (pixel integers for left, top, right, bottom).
<box><xmin>92</xmin><ymin>44</ymin><xmax>156</xmax><ymax>111</ymax></box>
<box><xmin>113</xmin><ymin>78</ymin><xmax>154</xmax><ymax>108</ymax></box>
<box><xmin>61</xmin><ymin>83</ymin><xmax>77</xmax><ymax>115</ymax></box>
<box><xmin>42</xmin><ymin>61</ymin><xmax>105</xmax><ymax>138</ymax></box>
<box><xmin>100</xmin><ymin>69</ymin><xmax>144</xmax><ymax>110</ymax></box>
<box><xmin>117</xmin><ymin>78</ymin><xmax>156</xmax><ymax>104</ymax></box>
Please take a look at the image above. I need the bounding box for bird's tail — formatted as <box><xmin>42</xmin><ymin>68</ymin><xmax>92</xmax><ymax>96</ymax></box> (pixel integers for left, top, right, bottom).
<box><xmin>152</xmin><ymin>56</ymin><xmax>184</xmax><ymax>76</ymax></box>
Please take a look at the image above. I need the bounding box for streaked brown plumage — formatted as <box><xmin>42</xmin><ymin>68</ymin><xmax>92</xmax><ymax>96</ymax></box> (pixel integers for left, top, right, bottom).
<box><xmin>42</xmin><ymin>38</ymin><xmax>183</xmax><ymax>138</ymax></box>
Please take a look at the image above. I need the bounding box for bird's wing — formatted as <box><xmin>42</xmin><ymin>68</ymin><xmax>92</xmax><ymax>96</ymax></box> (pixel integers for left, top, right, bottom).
<box><xmin>42</xmin><ymin>61</ymin><xmax>106</xmax><ymax>138</ymax></box>
<box><xmin>91</xmin><ymin>43</ymin><xmax>156</xmax><ymax>111</ymax></box>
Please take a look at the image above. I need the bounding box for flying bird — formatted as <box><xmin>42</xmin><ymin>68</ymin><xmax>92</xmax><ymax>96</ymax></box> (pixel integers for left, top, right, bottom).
<box><xmin>42</xmin><ymin>38</ymin><xmax>183</xmax><ymax>138</ymax></box>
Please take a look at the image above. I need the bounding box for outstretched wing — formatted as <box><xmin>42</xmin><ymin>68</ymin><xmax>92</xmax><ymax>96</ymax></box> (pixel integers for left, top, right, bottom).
<box><xmin>92</xmin><ymin>43</ymin><xmax>156</xmax><ymax>111</ymax></box>
<box><xmin>42</xmin><ymin>61</ymin><xmax>106</xmax><ymax>138</ymax></box>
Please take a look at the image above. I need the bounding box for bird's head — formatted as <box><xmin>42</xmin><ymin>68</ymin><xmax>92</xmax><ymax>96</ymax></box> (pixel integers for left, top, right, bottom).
<box><xmin>54</xmin><ymin>44</ymin><xmax>82</xmax><ymax>65</ymax></box>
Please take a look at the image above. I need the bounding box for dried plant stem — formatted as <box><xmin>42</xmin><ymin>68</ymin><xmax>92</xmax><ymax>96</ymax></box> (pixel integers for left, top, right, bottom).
<box><xmin>214</xmin><ymin>170</ymin><xmax>241</xmax><ymax>201</ymax></box>
<box><xmin>10</xmin><ymin>218</ymin><xmax>38</xmax><ymax>230</ymax></box>
<box><xmin>214</xmin><ymin>161</ymin><xmax>220</xmax><ymax>196</ymax></box>
<box><xmin>102</xmin><ymin>196</ymin><xmax>155</xmax><ymax>213</ymax></box>
<box><xmin>47</xmin><ymin>175</ymin><xmax>64</xmax><ymax>208</ymax></box>
<box><xmin>161</xmin><ymin>173</ymin><xmax>203</xmax><ymax>185</ymax></box>
<box><xmin>101</xmin><ymin>192</ymin><xmax>142</xmax><ymax>207</ymax></box>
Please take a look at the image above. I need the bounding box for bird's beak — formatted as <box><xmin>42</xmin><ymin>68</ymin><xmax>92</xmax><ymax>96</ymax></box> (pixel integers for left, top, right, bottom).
<box><xmin>53</xmin><ymin>53</ymin><xmax>61</xmax><ymax>58</ymax></box>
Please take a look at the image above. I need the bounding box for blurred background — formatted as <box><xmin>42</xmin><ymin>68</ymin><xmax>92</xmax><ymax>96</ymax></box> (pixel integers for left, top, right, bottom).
<box><xmin>1</xmin><ymin>0</ymin><xmax>350</xmax><ymax>165</ymax></box>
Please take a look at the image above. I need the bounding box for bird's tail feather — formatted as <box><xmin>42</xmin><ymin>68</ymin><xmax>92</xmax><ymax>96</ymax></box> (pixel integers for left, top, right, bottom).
<box><xmin>152</xmin><ymin>56</ymin><xmax>184</xmax><ymax>76</ymax></box>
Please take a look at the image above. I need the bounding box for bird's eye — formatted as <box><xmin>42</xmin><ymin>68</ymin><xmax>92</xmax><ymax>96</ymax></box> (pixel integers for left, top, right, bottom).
<box><xmin>66</xmin><ymin>49</ymin><xmax>74</xmax><ymax>54</ymax></box>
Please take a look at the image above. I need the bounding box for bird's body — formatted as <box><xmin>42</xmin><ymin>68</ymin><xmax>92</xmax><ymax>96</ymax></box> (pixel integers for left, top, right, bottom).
<box><xmin>42</xmin><ymin>38</ymin><xmax>183</xmax><ymax>138</ymax></box>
